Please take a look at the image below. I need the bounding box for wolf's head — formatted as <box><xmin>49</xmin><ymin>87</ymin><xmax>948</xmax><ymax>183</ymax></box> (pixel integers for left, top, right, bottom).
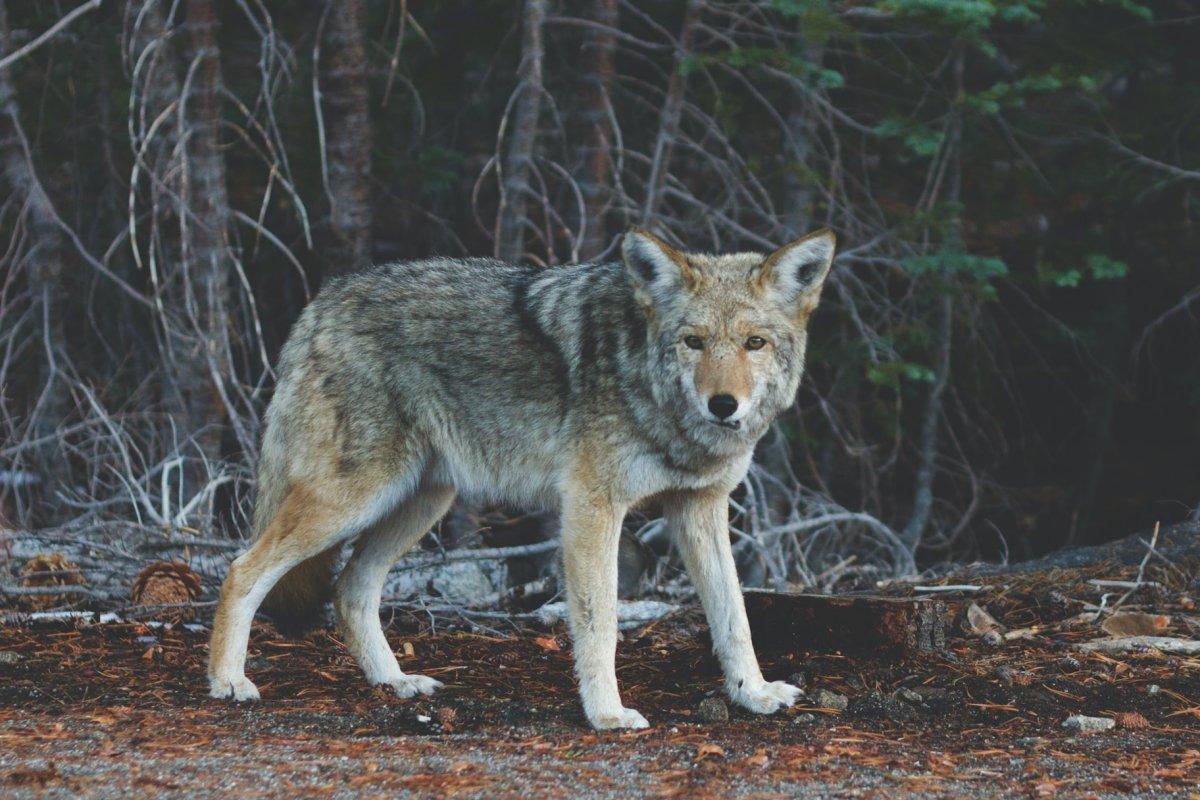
<box><xmin>622</xmin><ymin>227</ymin><xmax>836</xmax><ymax>451</ymax></box>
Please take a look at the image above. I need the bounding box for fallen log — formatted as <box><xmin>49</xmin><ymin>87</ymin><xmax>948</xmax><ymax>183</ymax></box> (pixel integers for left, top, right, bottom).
<box><xmin>954</xmin><ymin>521</ymin><xmax>1200</xmax><ymax>577</ymax></box>
<box><xmin>1076</xmin><ymin>636</ymin><xmax>1200</xmax><ymax>655</ymax></box>
<box><xmin>744</xmin><ymin>590</ymin><xmax>953</xmax><ymax>657</ymax></box>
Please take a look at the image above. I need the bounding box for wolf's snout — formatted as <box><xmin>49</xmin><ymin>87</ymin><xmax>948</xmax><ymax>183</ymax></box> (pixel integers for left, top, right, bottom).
<box><xmin>707</xmin><ymin>394</ymin><xmax>739</xmax><ymax>420</ymax></box>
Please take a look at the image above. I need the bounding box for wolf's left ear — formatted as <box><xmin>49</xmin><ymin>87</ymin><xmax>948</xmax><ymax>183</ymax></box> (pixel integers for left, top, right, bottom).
<box><xmin>756</xmin><ymin>228</ymin><xmax>836</xmax><ymax>315</ymax></box>
<box><xmin>622</xmin><ymin>227</ymin><xmax>695</xmax><ymax>307</ymax></box>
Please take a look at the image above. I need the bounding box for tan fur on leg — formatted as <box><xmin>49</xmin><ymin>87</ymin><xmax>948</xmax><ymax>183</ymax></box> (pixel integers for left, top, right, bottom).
<box><xmin>207</xmin><ymin>473</ymin><xmax>414</xmax><ymax>701</ymax></box>
<box><xmin>334</xmin><ymin>481</ymin><xmax>455</xmax><ymax>697</ymax></box>
<box><xmin>666</xmin><ymin>488</ymin><xmax>801</xmax><ymax>714</ymax></box>
<box><xmin>560</xmin><ymin>467</ymin><xmax>646</xmax><ymax>730</ymax></box>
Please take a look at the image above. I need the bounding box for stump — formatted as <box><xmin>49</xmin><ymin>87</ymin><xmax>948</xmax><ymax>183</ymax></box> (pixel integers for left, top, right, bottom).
<box><xmin>744</xmin><ymin>590</ymin><xmax>952</xmax><ymax>657</ymax></box>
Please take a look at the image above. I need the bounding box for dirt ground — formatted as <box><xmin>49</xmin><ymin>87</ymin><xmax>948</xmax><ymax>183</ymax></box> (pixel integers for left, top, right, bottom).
<box><xmin>2</xmin><ymin>564</ymin><xmax>1199</xmax><ymax>798</ymax></box>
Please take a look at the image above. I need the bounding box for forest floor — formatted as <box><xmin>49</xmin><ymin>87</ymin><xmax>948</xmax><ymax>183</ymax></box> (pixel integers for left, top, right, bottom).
<box><xmin>1</xmin><ymin>561</ymin><xmax>1199</xmax><ymax>798</ymax></box>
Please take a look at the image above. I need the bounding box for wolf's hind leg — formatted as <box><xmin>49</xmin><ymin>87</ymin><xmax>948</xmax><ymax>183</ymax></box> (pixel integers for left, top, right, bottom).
<box><xmin>207</xmin><ymin>473</ymin><xmax>410</xmax><ymax>702</ymax></box>
<box><xmin>334</xmin><ymin>481</ymin><xmax>456</xmax><ymax>697</ymax></box>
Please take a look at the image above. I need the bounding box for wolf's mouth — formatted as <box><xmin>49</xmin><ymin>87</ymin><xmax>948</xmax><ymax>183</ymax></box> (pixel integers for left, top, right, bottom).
<box><xmin>710</xmin><ymin>418</ymin><xmax>741</xmax><ymax>430</ymax></box>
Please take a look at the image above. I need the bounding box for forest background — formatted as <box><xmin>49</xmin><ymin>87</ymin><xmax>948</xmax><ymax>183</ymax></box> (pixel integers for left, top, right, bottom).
<box><xmin>2</xmin><ymin>0</ymin><xmax>1198</xmax><ymax>593</ymax></box>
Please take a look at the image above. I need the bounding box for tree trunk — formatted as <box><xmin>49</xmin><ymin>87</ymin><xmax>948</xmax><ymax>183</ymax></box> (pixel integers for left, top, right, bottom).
<box><xmin>318</xmin><ymin>0</ymin><xmax>373</xmax><ymax>276</ymax></box>
<box><xmin>901</xmin><ymin>293</ymin><xmax>952</xmax><ymax>549</ymax></box>
<box><xmin>494</xmin><ymin>0</ymin><xmax>546</xmax><ymax>263</ymax></box>
<box><xmin>0</xmin><ymin>0</ymin><xmax>71</xmax><ymax>516</ymax></box>
<box><xmin>640</xmin><ymin>0</ymin><xmax>702</xmax><ymax>227</ymax></box>
<box><xmin>901</xmin><ymin>47</ymin><xmax>964</xmax><ymax>551</ymax></box>
<box><xmin>781</xmin><ymin>35</ymin><xmax>823</xmax><ymax>237</ymax></box>
<box><xmin>576</xmin><ymin>0</ymin><xmax>617</xmax><ymax>260</ymax></box>
<box><xmin>174</xmin><ymin>0</ymin><xmax>232</xmax><ymax>484</ymax></box>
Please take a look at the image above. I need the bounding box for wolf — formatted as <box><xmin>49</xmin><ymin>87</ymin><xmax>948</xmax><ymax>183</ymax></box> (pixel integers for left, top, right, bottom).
<box><xmin>207</xmin><ymin>227</ymin><xmax>837</xmax><ymax>730</ymax></box>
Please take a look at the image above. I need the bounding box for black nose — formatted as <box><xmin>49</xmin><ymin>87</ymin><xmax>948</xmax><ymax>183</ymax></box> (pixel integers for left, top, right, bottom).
<box><xmin>707</xmin><ymin>394</ymin><xmax>739</xmax><ymax>420</ymax></box>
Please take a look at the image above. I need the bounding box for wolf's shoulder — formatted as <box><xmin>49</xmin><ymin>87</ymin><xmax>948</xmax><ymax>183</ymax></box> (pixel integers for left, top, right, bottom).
<box><xmin>320</xmin><ymin>256</ymin><xmax>624</xmax><ymax>299</ymax></box>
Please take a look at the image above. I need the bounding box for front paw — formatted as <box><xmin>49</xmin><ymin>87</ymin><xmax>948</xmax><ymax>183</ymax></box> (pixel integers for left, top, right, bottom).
<box><xmin>588</xmin><ymin>706</ymin><xmax>650</xmax><ymax>731</ymax></box>
<box><xmin>208</xmin><ymin>674</ymin><xmax>260</xmax><ymax>702</ymax></box>
<box><xmin>379</xmin><ymin>673</ymin><xmax>443</xmax><ymax>699</ymax></box>
<box><xmin>729</xmin><ymin>679</ymin><xmax>802</xmax><ymax>714</ymax></box>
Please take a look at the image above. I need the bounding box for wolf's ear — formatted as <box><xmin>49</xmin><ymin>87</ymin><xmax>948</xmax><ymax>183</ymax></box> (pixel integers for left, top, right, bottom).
<box><xmin>622</xmin><ymin>228</ymin><xmax>694</xmax><ymax>306</ymax></box>
<box><xmin>756</xmin><ymin>229</ymin><xmax>836</xmax><ymax>316</ymax></box>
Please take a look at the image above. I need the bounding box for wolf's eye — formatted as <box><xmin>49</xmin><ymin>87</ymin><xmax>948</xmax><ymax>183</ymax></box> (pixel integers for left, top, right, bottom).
<box><xmin>745</xmin><ymin>336</ymin><xmax>767</xmax><ymax>351</ymax></box>
<box><xmin>683</xmin><ymin>335</ymin><xmax>705</xmax><ymax>350</ymax></box>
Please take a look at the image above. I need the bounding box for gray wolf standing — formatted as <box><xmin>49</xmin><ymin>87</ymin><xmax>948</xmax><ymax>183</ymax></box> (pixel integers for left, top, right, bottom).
<box><xmin>207</xmin><ymin>227</ymin><xmax>837</xmax><ymax>729</ymax></box>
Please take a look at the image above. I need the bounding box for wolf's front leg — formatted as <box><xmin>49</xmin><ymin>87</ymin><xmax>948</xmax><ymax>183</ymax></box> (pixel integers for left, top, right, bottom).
<box><xmin>668</xmin><ymin>489</ymin><xmax>802</xmax><ymax>715</ymax></box>
<box><xmin>560</xmin><ymin>487</ymin><xmax>647</xmax><ymax>730</ymax></box>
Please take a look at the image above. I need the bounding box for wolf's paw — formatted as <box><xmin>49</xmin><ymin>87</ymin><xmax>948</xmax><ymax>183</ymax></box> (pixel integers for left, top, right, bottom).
<box><xmin>208</xmin><ymin>674</ymin><xmax>260</xmax><ymax>702</ymax></box>
<box><xmin>730</xmin><ymin>679</ymin><xmax>802</xmax><ymax>715</ymax></box>
<box><xmin>383</xmin><ymin>674</ymin><xmax>443</xmax><ymax>699</ymax></box>
<box><xmin>588</xmin><ymin>706</ymin><xmax>650</xmax><ymax>731</ymax></box>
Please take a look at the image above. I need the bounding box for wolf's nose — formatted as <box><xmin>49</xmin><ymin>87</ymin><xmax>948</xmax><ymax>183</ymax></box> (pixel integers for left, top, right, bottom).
<box><xmin>708</xmin><ymin>394</ymin><xmax>739</xmax><ymax>420</ymax></box>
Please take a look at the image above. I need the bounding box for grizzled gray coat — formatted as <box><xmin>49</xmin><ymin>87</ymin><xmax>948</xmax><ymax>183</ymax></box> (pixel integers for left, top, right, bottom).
<box><xmin>207</xmin><ymin>227</ymin><xmax>837</xmax><ymax>730</ymax></box>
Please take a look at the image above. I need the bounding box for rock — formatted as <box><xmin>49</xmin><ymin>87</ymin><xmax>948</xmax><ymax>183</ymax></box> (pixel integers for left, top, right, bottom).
<box><xmin>995</xmin><ymin>665</ymin><xmax>1034</xmax><ymax>686</ymax></box>
<box><xmin>0</xmin><ymin>651</ymin><xmax>21</xmax><ymax>664</ymax></box>
<box><xmin>697</xmin><ymin>697</ymin><xmax>729</xmax><ymax>723</ymax></box>
<box><xmin>891</xmin><ymin>687</ymin><xmax>924</xmax><ymax>706</ymax></box>
<box><xmin>1146</xmin><ymin>684</ymin><xmax>1161</xmax><ymax>695</ymax></box>
<box><xmin>904</xmin><ymin>685</ymin><xmax>960</xmax><ymax>715</ymax></box>
<box><xmin>245</xmin><ymin>656</ymin><xmax>269</xmax><ymax>672</ymax></box>
<box><xmin>813</xmin><ymin>689</ymin><xmax>849</xmax><ymax>713</ymax></box>
<box><xmin>431</xmin><ymin>562</ymin><xmax>505</xmax><ymax>606</ymax></box>
<box><xmin>1062</xmin><ymin>715</ymin><xmax>1115</xmax><ymax>733</ymax></box>
<box><xmin>788</xmin><ymin>671</ymin><xmax>808</xmax><ymax>692</ymax></box>
<box><xmin>792</xmin><ymin>713</ymin><xmax>817</xmax><ymax>725</ymax></box>
<box><xmin>849</xmin><ymin>690</ymin><xmax>919</xmax><ymax>722</ymax></box>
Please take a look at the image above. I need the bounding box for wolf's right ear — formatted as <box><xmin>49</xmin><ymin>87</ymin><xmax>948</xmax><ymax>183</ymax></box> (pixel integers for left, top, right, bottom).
<box><xmin>622</xmin><ymin>228</ymin><xmax>694</xmax><ymax>306</ymax></box>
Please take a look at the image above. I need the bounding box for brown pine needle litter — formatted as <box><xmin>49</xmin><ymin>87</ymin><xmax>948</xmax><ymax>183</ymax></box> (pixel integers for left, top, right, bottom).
<box><xmin>1</xmin><ymin>558</ymin><xmax>1198</xmax><ymax>796</ymax></box>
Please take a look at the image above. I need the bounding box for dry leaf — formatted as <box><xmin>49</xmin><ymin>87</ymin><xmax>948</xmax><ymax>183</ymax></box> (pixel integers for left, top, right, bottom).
<box><xmin>1101</xmin><ymin>612</ymin><xmax>1170</xmax><ymax>638</ymax></box>
<box><xmin>533</xmin><ymin>636</ymin><xmax>561</xmax><ymax>652</ymax></box>
<box><xmin>695</xmin><ymin>743</ymin><xmax>726</xmax><ymax>761</ymax></box>
<box><xmin>967</xmin><ymin>603</ymin><xmax>1004</xmax><ymax>636</ymax></box>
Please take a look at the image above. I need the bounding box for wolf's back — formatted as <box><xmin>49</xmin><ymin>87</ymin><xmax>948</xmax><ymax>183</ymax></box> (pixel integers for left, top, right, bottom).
<box><xmin>247</xmin><ymin>256</ymin><xmax>636</xmax><ymax>633</ymax></box>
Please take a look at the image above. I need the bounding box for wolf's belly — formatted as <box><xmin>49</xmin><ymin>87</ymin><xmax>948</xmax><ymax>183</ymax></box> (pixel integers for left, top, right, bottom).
<box><xmin>427</xmin><ymin>439</ymin><xmax>564</xmax><ymax>511</ymax></box>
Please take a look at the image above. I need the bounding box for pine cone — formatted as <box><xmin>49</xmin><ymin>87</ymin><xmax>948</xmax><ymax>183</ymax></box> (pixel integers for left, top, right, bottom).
<box><xmin>19</xmin><ymin>553</ymin><xmax>85</xmax><ymax>611</ymax></box>
<box><xmin>131</xmin><ymin>561</ymin><xmax>202</xmax><ymax>620</ymax></box>
<box><xmin>1113</xmin><ymin>711</ymin><xmax>1151</xmax><ymax>730</ymax></box>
